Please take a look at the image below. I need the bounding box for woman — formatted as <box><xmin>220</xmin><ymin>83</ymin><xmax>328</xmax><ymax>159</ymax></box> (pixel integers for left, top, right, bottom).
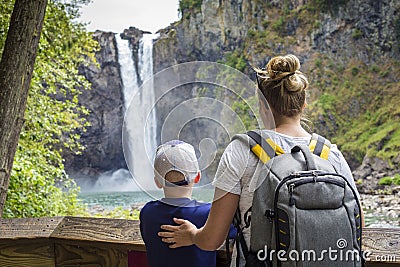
<box><xmin>158</xmin><ymin>54</ymin><xmax>362</xmax><ymax>265</ymax></box>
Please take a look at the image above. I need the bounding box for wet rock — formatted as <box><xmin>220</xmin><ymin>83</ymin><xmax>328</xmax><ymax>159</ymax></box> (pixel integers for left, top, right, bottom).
<box><xmin>63</xmin><ymin>31</ymin><xmax>127</xmax><ymax>181</ymax></box>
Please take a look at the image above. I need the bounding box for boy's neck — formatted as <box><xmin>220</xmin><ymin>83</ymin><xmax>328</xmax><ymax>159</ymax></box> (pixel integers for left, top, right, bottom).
<box><xmin>163</xmin><ymin>186</ymin><xmax>193</xmax><ymax>199</ymax></box>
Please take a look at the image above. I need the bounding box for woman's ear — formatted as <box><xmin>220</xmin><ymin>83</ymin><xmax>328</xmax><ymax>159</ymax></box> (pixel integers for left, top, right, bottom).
<box><xmin>154</xmin><ymin>178</ymin><xmax>163</xmax><ymax>189</ymax></box>
<box><xmin>302</xmin><ymin>101</ymin><xmax>307</xmax><ymax>111</ymax></box>
<box><xmin>194</xmin><ymin>172</ymin><xmax>201</xmax><ymax>184</ymax></box>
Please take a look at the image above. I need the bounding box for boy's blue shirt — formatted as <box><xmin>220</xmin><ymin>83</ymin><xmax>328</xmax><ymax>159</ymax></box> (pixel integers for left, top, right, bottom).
<box><xmin>139</xmin><ymin>197</ymin><xmax>216</xmax><ymax>267</ymax></box>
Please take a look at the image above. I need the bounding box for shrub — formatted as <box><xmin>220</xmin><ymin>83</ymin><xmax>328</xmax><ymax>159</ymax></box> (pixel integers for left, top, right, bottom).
<box><xmin>315</xmin><ymin>58</ymin><xmax>322</xmax><ymax>68</ymax></box>
<box><xmin>378</xmin><ymin>175</ymin><xmax>400</xmax><ymax>186</ymax></box>
<box><xmin>179</xmin><ymin>0</ymin><xmax>202</xmax><ymax>15</ymax></box>
<box><xmin>218</xmin><ymin>51</ymin><xmax>247</xmax><ymax>72</ymax></box>
<box><xmin>351</xmin><ymin>67</ymin><xmax>359</xmax><ymax>76</ymax></box>
<box><xmin>272</xmin><ymin>17</ymin><xmax>285</xmax><ymax>32</ymax></box>
<box><xmin>369</xmin><ymin>64</ymin><xmax>380</xmax><ymax>73</ymax></box>
<box><xmin>262</xmin><ymin>19</ymin><xmax>269</xmax><ymax>29</ymax></box>
<box><xmin>393</xmin><ymin>174</ymin><xmax>400</xmax><ymax>185</ymax></box>
<box><xmin>352</xmin><ymin>28</ymin><xmax>362</xmax><ymax>39</ymax></box>
<box><xmin>379</xmin><ymin>177</ymin><xmax>393</xmax><ymax>186</ymax></box>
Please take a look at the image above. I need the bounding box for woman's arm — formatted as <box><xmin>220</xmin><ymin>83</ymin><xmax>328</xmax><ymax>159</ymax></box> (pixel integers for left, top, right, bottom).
<box><xmin>158</xmin><ymin>188</ymin><xmax>239</xmax><ymax>251</ymax></box>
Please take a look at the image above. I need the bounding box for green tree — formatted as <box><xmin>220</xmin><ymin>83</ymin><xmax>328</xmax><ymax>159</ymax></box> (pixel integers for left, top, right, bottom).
<box><xmin>0</xmin><ymin>0</ymin><xmax>97</xmax><ymax>217</ymax></box>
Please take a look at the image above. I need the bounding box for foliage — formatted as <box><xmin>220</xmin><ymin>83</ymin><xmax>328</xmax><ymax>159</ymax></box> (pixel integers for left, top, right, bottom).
<box><xmin>217</xmin><ymin>51</ymin><xmax>247</xmax><ymax>72</ymax></box>
<box><xmin>352</xmin><ymin>28</ymin><xmax>363</xmax><ymax>40</ymax></box>
<box><xmin>315</xmin><ymin>58</ymin><xmax>322</xmax><ymax>68</ymax></box>
<box><xmin>179</xmin><ymin>0</ymin><xmax>202</xmax><ymax>16</ymax></box>
<box><xmin>314</xmin><ymin>93</ymin><xmax>337</xmax><ymax>111</ymax></box>
<box><xmin>231</xmin><ymin>95</ymin><xmax>260</xmax><ymax>131</ymax></box>
<box><xmin>272</xmin><ymin>17</ymin><xmax>286</xmax><ymax>32</ymax></box>
<box><xmin>195</xmin><ymin>62</ymin><xmax>259</xmax><ymax>132</ymax></box>
<box><xmin>378</xmin><ymin>175</ymin><xmax>400</xmax><ymax>186</ymax></box>
<box><xmin>1</xmin><ymin>0</ymin><xmax>98</xmax><ymax>218</ymax></box>
<box><xmin>351</xmin><ymin>67</ymin><xmax>359</xmax><ymax>76</ymax></box>
<box><xmin>308</xmin><ymin>56</ymin><xmax>400</xmax><ymax>165</ymax></box>
<box><xmin>0</xmin><ymin>1</ymin><xmax>14</xmax><ymax>58</ymax></box>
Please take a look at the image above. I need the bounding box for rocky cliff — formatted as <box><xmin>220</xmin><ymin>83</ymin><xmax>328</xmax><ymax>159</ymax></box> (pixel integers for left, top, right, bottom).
<box><xmin>64</xmin><ymin>31</ymin><xmax>126</xmax><ymax>186</ymax></box>
<box><xmin>67</xmin><ymin>0</ymin><xmax>399</xmax><ymax>191</ymax></box>
<box><xmin>155</xmin><ymin>0</ymin><xmax>399</xmax><ymax>73</ymax></box>
<box><xmin>152</xmin><ymin>0</ymin><xmax>400</xmax><ymax>191</ymax></box>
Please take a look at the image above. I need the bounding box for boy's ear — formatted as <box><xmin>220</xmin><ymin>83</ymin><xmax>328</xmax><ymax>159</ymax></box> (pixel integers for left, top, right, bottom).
<box><xmin>154</xmin><ymin>178</ymin><xmax>163</xmax><ymax>189</ymax></box>
<box><xmin>194</xmin><ymin>172</ymin><xmax>201</xmax><ymax>184</ymax></box>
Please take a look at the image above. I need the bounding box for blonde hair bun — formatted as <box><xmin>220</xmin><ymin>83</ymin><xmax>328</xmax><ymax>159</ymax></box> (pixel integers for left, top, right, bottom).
<box><xmin>255</xmin><ymin>54</ymin><xmax>309</xmax><ymax>117</ymax></box>
<box><xmin>266</xmin><ymin>54</ymin><xmax>308</xmax><ymax>93</ymax></box>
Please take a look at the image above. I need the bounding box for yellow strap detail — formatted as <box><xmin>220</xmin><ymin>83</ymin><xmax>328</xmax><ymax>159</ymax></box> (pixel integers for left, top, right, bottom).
<box><xmin>320</xmin><ymin>145</ymin><xmax>330</xmax><ymax>160</ymax></box>
<box><xmin>279</xmin><ymin>242</ymin><xmax>287</xmax><ymax>247</ymax></box>
<box><xmin>250</xmin><ymin>137</ymin><xmax>284</xmax><ymax>164</ymax></box>
<box><xmin>309</xmin><ymin>139</ymin><xmax>318</xmax><ymax>153</ymax></box>
<box><xmin>279</xmin><ymin>229</ymin><xmax>287</xmax><ymax>235</ymax></box>
<box><xmin>309</xmin><ymin>140</ymin><xmax>330</xmax><ymax>160</ymax></box>
<box><xmin>266</xmin><ymin>138</ymin><xmax>285</xmax><ymax>155</ymax></box>
<box><xmin>251</xmin><ymin>144</ymin><xmax>270</xmax><ymax>164</ymax></box>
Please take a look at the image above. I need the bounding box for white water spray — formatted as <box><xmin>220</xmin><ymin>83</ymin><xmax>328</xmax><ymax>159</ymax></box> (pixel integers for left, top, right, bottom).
<box><xmin>138</xmin><ymin>34</ymin><xmax>158</xmax><ymax>161</ymax></box>
<box><xmin>115</xmin><ymin>35</ymin><xmax>138</xmax><ymax>108</ymax></box>
<box><xmin>116</xmin><ymin>33</ymin><xmax>159</xmax><ymax>190</ymax></box>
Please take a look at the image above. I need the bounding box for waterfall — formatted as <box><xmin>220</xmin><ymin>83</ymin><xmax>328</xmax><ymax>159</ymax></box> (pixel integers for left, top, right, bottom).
<box><xmin>115</xmin><ymin>35</ymin><xmax>138</xmax><ymax>108</ymax></box>
<box><xmin>116</xmin><ymin>33</ymin><xmax>159</xmax><ymax>191</ymax></box>
<box><xmin>138</xmin><ymin>34</ymin><xmax>158</xmax><ymax>162</ymax></box>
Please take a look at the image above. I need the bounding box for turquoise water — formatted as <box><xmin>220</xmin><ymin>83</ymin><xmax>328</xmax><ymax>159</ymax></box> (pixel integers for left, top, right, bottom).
<box><xmin>78</xmin><ymin>188</ymin><xmax>215</xmax><ymax>210</ymax></box>
<box><xmin>78</xmin><ymin>190</ymin><xmax>399</xmax><ymax>228</ymax></box>
<box><xmin>363</xmin><ymin>209</ymin><xmax>399</xmax><ymax>228</ymax></box>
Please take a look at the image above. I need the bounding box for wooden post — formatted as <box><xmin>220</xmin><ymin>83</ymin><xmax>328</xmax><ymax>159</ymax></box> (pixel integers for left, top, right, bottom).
<box><xmin>0</xmin><ymin>0</ymin><xmax>48</xmax><ymax>215</ymax></box>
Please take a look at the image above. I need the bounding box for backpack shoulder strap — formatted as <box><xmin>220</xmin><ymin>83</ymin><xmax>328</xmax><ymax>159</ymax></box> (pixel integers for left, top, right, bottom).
<box><xmin>309</xmin><ymin>133</ymin><xmax>331</xmax><ymax>160</ymax></box>
<box><xmin>246</xmin><ymin>130</ymin><xmax>285</xmax><ymax>164</ymax></box>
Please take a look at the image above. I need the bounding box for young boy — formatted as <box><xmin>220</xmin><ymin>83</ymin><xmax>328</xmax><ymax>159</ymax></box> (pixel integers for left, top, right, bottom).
<box><xmin>139</xmin><ymin>140</ymin><xmax>216</xmax><ymax>267</ymax></box>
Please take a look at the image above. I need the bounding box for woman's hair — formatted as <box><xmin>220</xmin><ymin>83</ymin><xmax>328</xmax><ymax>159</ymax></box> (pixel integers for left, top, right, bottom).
<box><xmin>255</xmin><ymin>54</ymin><xmax>309</xmax><ymax>117</ymax></box>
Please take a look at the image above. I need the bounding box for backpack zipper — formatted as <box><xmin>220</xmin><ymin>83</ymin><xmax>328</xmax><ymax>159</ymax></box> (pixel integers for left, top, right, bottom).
<box><xmin>288</xmin><ymin>177</ymin><xmax>345</xmax><ymax>188</ymax></box>
<box><xmin>287</xmin><ymin>177</ymin><xmax>345</xmax><ymax>206</ymax></box>
<box><xmin>288</xmin><ymin>184</ymin><xmax>295</xmax><ymax>206</ymax></box>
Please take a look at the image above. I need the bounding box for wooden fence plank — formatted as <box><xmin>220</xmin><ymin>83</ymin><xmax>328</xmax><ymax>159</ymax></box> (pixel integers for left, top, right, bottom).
<box><xmin>0</xmin><ymin>217</ymin><xmax>399</xmax><ymax>266</ymax></box>
<box><xmin>363</xmin><ymin>228</ymin><xmax>400</xmax><ymax>265</ymax></box>
<box><xmin>0</xmin><ymin>238</ymin><xmax>55</xmax><ymax>267</ymax></box>
<box><xmin>0</xmin><ymin>217</ymin><xmax>64</xmax><ymax>239</ymax></box>
<box><xmin>50</xmin><ymin>216</ymin><xmax>144</xmax><ymax>251</ymax></box>
<box><xmin>54</xmin><ymin>241</ymin><xmax>128</xmax><ymax>267</ymax></box>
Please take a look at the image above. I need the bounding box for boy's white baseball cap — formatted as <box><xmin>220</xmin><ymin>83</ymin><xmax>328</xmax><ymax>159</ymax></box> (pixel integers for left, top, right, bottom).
<box><xmin>154</xmin><ymin>140</ymin><xmax>199</xmax><ymax>186</ymax></box>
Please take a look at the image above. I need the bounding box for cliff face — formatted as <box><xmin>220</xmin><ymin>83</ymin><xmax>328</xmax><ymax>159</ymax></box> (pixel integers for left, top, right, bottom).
<box><xmin>152</xmin><ymin>0</ymin><xmax>400</xmax><ymax>190</ymax></box>
<box><xmin>67</xmin><ymin>0</ymin><xmax>399</xmax><ymax>190</ymax></box>
<box><xmin>64</xmin><ymin>31</ymin><xmax>126</xmax><ymax>183</ymax></box>
<box><xmin>154</xmin><ymin>0</ymin><xmax>254</xmax><ymax>72</ymax></box>
<box><xmin>310</xmin><ymin>0</ymin><xmax>398</xmax><ymax>61</ymax></box>
<box><xmin>155</xmin><ymin>0</ymin><xmax>399</xmax><ymax>68</ymax></box>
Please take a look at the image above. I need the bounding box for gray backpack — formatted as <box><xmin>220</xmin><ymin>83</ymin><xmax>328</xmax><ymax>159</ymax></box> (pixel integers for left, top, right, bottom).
<box><xmin>232</xmin><ymin>131</ymin><xmax>363</xmax><ymax>267</ymax></box>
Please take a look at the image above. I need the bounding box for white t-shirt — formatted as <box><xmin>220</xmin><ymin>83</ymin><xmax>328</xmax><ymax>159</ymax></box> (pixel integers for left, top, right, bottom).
<box><xmin>213</xmin><ymin>130</ymin><xmax>358</xmax><ymax>266</ymax></box>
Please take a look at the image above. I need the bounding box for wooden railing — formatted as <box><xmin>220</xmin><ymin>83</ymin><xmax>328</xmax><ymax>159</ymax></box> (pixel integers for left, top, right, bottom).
<box><xmin>0</xmin><ymin>216</ymin><xmax>399</xmax><ymax>266</ymax></box>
